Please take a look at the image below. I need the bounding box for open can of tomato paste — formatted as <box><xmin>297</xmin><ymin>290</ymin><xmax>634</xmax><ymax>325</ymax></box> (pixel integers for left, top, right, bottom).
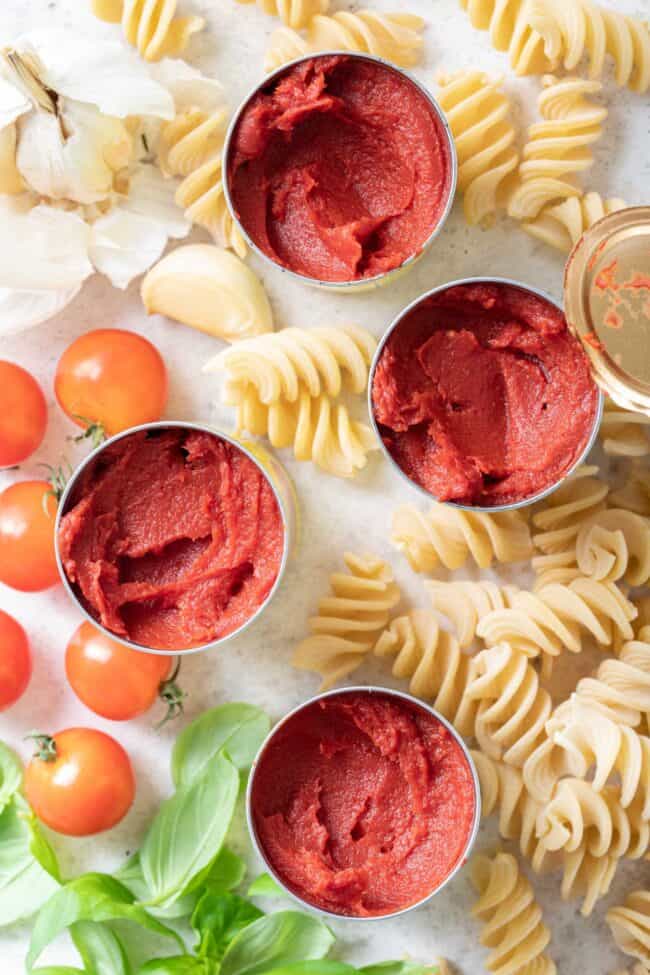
<box><xmin>54</xmin><ymin>421</ymin><xmax>297</xmax><ymax>656</ymax></box>
<box><xmin>246</xmin><ymin>686</ymin><xmax>481</xmax><ymax>920</ymax></box>
<box><xmin>368</xmin><ymin>276</ymin><xmax>604</xmax><ymax>513</ymax></box>
<box><xmin>222</xmin><ymin>52</ymin><xmax>457</xmax><ymax>294</ymax></box>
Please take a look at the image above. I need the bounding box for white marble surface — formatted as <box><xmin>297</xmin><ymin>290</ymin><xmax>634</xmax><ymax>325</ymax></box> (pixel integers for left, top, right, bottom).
<box><xmin>1</xmin><ymin>0</ymin><xmax>649</xmax><ymax>970</ymax></box>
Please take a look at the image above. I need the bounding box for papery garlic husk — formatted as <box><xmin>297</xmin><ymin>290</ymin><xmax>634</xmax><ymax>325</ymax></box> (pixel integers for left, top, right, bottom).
<box><xmin>141</xmin><ymin>244</ymin><xmax>274</xmax><ymax>341</ymax></box>
<box><xmin>0</xmin><ymin>124</ymin><xmax>24</xmax><ymax>193</ymax></box>
<box><xmin>16</xmin><ymin>98</ymin><xmax>133</xmax><ymax>204</ymax></box>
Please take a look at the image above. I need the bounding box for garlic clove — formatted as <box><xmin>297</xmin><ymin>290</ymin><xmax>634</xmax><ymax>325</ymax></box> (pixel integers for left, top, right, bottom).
<box><xmin>141</xmin><ymin>243</ymin><xmax>274</xmax><ymax>341</ymax></box>
<box><xmin>0</xmin><ymin>124</ymin><xmax>24</xmax><ymax>194</ymax></box>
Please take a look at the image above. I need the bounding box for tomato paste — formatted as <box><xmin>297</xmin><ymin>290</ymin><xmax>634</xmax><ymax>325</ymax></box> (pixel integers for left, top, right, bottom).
<box><xmin>372</xmin><ymin>281</ymin><xmax>599</xmax><ymax>506</ymax></box>
<box><xmin>58</xmin><ymin>429</ymin><xmax>284</xmax><ymax>650</ymax></box>
<box><xmin>250</xmin><ymin>691</ymin><xmax>476</xmax><ymax>917</ymax></box>
<box><xmin>227</xmin><ymin>55</ymin><xmax>453</xmax><ymax>282</ymax></box>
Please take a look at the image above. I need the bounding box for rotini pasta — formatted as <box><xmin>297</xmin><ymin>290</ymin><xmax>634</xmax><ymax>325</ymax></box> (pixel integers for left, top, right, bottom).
<box><xmin>470</xmin><ymin>851</ymin><xmax>557</xmax><ymax>975</ymax></box>
<box><xmin>91</xmin><ymin>0</ymin><xmax>204</xmax><ymax>61</ymax></box>
<box><xmin>374</xmin><ymin>610</ymin><xmax>477</xmax><ymax>736</ymax></box>
<box><xmin>467</xmin><ymin>643</ymin><xmax>553</xmax><ymax>767</ymax></box>
<box><xmin>608</xmin><ymin>891</ymin><xmax>650</xmax><ymax>969</ymax></box>
<box><xmin>292</xmin><ymin>553</ymin><xmax>401</xmax><ymax>687</ymax></box>
<box><xmin>391</xmin><ymin>504</ymin><xmax>532</xmax><ymax>573</ymax></box>
<box><xmin>601</xmin><ymin>401</ymin><xmax>650</xmax><ymax>458</ymax></box>
<box><xmin>508</xmin><ymin>74</ymin><xmax>607</xmax><ymax>221</ymax></box>
<box><xmin>476</xmin><ymin>577</ymin><xmax>637</xmax><ymax>674</ymax></box>
<box><xmin>458</xmin><ymin>0</ymin><xmax>557</xmax><ymax>76</ymax></box>
<box><xmin>522</xmin><ymin>191</ymin><xmax>627</xmax><ymax>253</ymax></box>
<box><xmin>436</xmin><ymin>71</ymin><xmax>519</xmax><ymax>226</ymax></box>
<box><xmin>472</xmin><ymin>750</ymin><xmax>546</xmax><ymax>867</ymax></box>
<box><xmin>526</xmin><ymin>0</ymin><xmax>650</xmax><ymax>93</ymax></box>
<box><xmin>236</xmin><ymin>0</ymin><xmax>328</xmax><ymax>30</ymax></box>
<box><xmin>561</xmin><ymin>842</ymin><xmax>618</xmax><ymax>917</ymax></box>
<box><xmin>612</xmin><ymin>470</ymin><xmax>650</xmax><ymax>518</ymax></box>
<box><xmin>426</xmin><ymin>579</ymin><xmax>519</xmax><ymax>649</ymax></box>
<box><xmin>264</xmin><ymin>11</ymin><xmax>425</xmax><ymax>72</ymax></box>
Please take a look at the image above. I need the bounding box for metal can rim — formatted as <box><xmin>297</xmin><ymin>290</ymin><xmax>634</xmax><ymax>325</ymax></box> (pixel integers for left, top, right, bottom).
<box><xmin>54</xmin><ymin>420</ymin><xmax>294</xmax><ymax>657</ymax></box>
<box><xmin>245</xmin><ymin>683</ymin><xmax>482</xmax><ymax>921</ymax></box>
<box><xmin>221</xmin><ymin>51</ymin><xmax>458</xmax><ymax>292</ymax></box>
<box><xmin>367</xmin><ymin>275</ymin><xmax>605</xmax><ymax>513</ymax></box>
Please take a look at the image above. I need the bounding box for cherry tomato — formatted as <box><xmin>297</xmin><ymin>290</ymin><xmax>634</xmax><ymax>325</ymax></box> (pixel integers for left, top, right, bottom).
<box><xmin>0</xmin><ymin>362</ymin><xmax>47</xmax><ymax>467</ymax></box>
<box><xmin>24</xmin><ymin>727</ymin><xmax>135</xmax><ymax>836</ymax></box>
<box><xmin>54</xmin><ymin>329</ymin><xmax>168</xmax><ymax>437</ymax></box>
<box><xmin>66</xmin><ymin>622</ymin><xmax>176</xmax><ymax>721</ymax></box>
<box><xmin>0</xmin><ymin>481</ymin><xmax>59</xmax><ymax>591</ymax></box>
<box><xmin>0</xmin><ymin>610</ymin><xmax>31</xmax><ymax>710</ymax></box>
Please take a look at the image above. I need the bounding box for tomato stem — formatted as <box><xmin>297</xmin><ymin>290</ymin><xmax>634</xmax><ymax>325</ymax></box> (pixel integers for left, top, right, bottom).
<box><xmin>70</xmin><ymin>417</ymin><xmax>107</xmax><ymax>451</ymax></box>
<box><xmin>155</xmin><ymin>658</ymin><xmax>186</xmax><ymax>731</ymax></box>
<box><xmin>25</xmin><ymin>732</ymin><xmax>57</xmax><ymax>762</ymax></box>
<box><xmin>40</xmin><ymin>461</ymin><xmax>73</xmax><ymax>509</ymax></box>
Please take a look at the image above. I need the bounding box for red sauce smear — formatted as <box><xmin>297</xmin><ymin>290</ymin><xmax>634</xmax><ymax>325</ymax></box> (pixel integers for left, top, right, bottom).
<box><xmin>251</xmin><ymin>691</ymin><xmax>476</xmax><ymax>917</ymax></box>
<box><xmin>372</xmin><ymin>281</ymin><xmax>599</xmax><ymax>506</ymax></box>
<box><xmin>58</xmin><ymin>429</ymin><xmax>284</xmax><ymax>650</ymax></box>
<box><xmin>228</xmin><ymin>55</ymin><xmax>452</xmax><ymax>282</ymax></box>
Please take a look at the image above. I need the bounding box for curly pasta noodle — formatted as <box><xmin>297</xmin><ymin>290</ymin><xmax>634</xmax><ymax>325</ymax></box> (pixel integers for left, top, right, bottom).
<box><xmin>426</xmin><ymin>579</ymin><xmax>519</xmax><ymax>649</ymax></box>
<box><xmin>526</xmin><ymin>0</ymin><xmax>650</xmax><ymax>93</ymax></box>
<box><xmin>601</xmin><ymin>402</ymin><xmax>650</xmax><ymax>458</ymax></box>
<box><xmin>522</xmin><ymin>191</ymin><xmax>627</xmax><ymax>253</ymax></box>
<box><xmin>436</xmin><ymin>71</ymin><xmax>519</xmax><ymax>226</ymax></box>
<box><xmin>292</xmin><ymin>553</ymin><xmax>401</xmax><ymax>687</ymax></box>
<box><xmin>391</xmin><ymin>504</ymin><xmax>532</xmax><ymax>573</ymax></box>
<box><xmin>264</xmin><ymin>11</ymin><xmax>425</xmax><ymax>71</ymax></box>
<box><xmin>471</xmin><ymin>851</ymin><xmax>557</xmax><ymax>975</ymax></box>
<box><xmin>236</xmin><ymin>0</ymin><xmax>328</xmax><ymax>29</ymax></box>
<box><xmin>91</xmin><ymin>0</ymin><xmax>204</xmax><ymax>61</ymax></box>
<box><xmin>508</xmin><ymin>74</ymin><xmax>607</xmax><ymax>221</ymax></box>
<box><xmin>467</xmin><ymin>643</ymin><xmax>553</xmax><ymax>767</ymax></box>
<box><xmin>458</xmin><ymin>0</ymin><xmax>557</xmax><ymax>76</ymax></box>
<box><xmin>612</xmin><ymin>470</ymin><xmax>650</xmax><ymax>518</ymax></box>
<box><xmin>476</xmin><ymin>577</ymin><xmax>636</xmax><ymax>675</ymax></box>
<box><xmin>608</xmin><ymin>891</ymin><xmax>650</xmax><ymax>969</ymax></box>
<box><xmin>374</xmin><ymin>610</ymin><xmax>477</xmax><ymax>736</ymax></box>
<box><xmin>561</xmin><ymin>842</ymin><xmax>618</xmax><ymax>917</ymax></box>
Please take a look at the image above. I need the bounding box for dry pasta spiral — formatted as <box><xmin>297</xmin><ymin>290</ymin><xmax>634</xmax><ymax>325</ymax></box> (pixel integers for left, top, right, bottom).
<box><xmin>612</xmin><ymin>471</ymin><xmax>650</xmax><ymax>518</ymax></box>
<box><xmin>426</xmin><ymin>579</ymin><xmax>519</xmax><ymax>649</ymax></box>
<box><xmin>472</xmin><ymin>750</ymin><xmax>546</xmax><ymax>867</ymax></box>
<box><xmin>526</xmin><ymin>0</ymin><xmax>650</xmax><ymax>93</ymax></box>
<box><xmin>91</xmin><ymin>0</ymin><xmax>204</xmax><ymax>61</ymax></box>
<box><xmin>265</xmin><ymin>11</ymin><xmax>425</xmax><ymax>72</ymax></box>
<box><xmin>508</xmin><ymin>74</ymin><xmax>607</xmax><ymax>221</ymax></box>
<box><xmin>561</xmin><ymin>842</ymin><xmax>618</xmax><ymax>917</ymax></box>
<box><xmin>574</xmin><ymin>627</ymin><xmax>650</xmax><ymax>731</ymax></box>
<box><xmin>292</xmin><ymin>553</ymin><xmax>401</xmax><ymax>687</ymax></box>
<box><xmin>477</xmin><ymin>577</ymin><xmax>636</xmax><ymax>673</ymax></box>
<box><xmin>436</xmin><ymin>71</ymin><xmax>519</xmax><ymax>226</ymax></box>
<box><xmin>374</xmin><ymin>610</ymin><xmax>477</xmax><ymax>736</ymax></box>
<box><xmin>601</xmin><ymin>401</ymin><xmax>650</xmax><ymax>458</ymax></box>
<box><xmin>467</xmin><ymin>643</ymin><xmax>552</xmax><ymax>767</ymax></box>
<box><xmin>523</xmin><ymin>191</ymin><xmax>627</xmax><ymax>253</ymax></box>
<box><xmin>470</xmin><ymin>851</ymin><xmax>557</xmax><ymax>975</ymax></box>
<box><xmin>608</xmin><ymin>891</ymin><xmax>650</xmax><ymax>969</ymax></box>
<box><xmin>236</xmin><ymin>0</ymin><xmax>328</xmax><ymax>30</ymax></box>
<box><xmin>458</xmin><ymin>0</ymin><xmax>557</xmax><ymax>76</ymax></box>
<box><xmin>391</xmin><ymin>504</ymin><xmax>532</xmax><ymax>573</ymax></box>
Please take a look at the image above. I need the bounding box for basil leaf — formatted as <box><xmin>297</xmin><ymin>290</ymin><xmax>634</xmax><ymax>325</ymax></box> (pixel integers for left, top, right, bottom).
<box><xmin>137</xmin><ymin>958</ymin><xmax>208</xmax><ymax>975</ymax></box>
<box><xmin>171</xmin><ymin>704</ymin><xmax>270</xmax><ymax>788</ymax></box>
<box><xmin>256</xmin><ymin>965</ymin><xmax>356</xmax><ymax>975</ymax></box>
<box><xmin>204</xmin><ymin>847</ymin><xmax>246</xmax><ymax>893</ymax></box>
<box><xmin>192</xmin><ymin>892</ymin><xmax>263</xmax><ymax>960</ymax></box>
<box><xmin>117</xmin><ymin>854</ymin><xmax>198</xmax><ymax>920</ymax></box>
<box><xmin>30</xmin><ymin>968</ymin><xmax>84</xmax><ymax>975</ymax></box>
<box><xmin>0</xmin><ymin>798</ymin><xmax>59</xmax><ymax>926</ymax></box>
<box><xmin>140</xmin><ymin>754</ymin><xmax>239</xmax><ymax>908</ymax></box>
<box><xmin>360</xmin><ymin>965</ymin><xmax>439</xmax><ymax>975</ymax></box>
<box><xmin>220</xmin><ymin>911</ymin><xmax>335</xmax><ymax>975</ymax></box>
<box><xmin>27</xmin><ymin>873</ymin><xmax>183</xmax><ymax>968</ymax></box>
<box><xmin>247</xmin><ymin>874</ymin><xmax>283</xmax><ymax>898</ymax></box>
<box><xmin>0</xmin><ymin>741</ymin><xmax>22</xmax><ymax>812</ymax></box>
<box><xmin>71</xmin><ymin>920</ymin><xmax>131</xmax><ymax>975</ymax></box>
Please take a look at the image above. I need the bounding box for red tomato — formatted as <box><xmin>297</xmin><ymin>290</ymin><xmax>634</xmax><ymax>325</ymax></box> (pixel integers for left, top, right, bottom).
<box><xmin>54</xmin><ymin>329</ymin><xmax>168</xmax><ymax>437</ymax></box>
<box><xmin>66</xmin><ymin>622</ymin><xmax>174</xmax><ymax>720</ymax></box>
<box><xmin>24</xmin><ymin>727</ymin><xmax>135</xmax><ymax>836</ymax></box>
<box><xmin>0</xmin><ymin>610</ymin><xmax>31</xmax><ymax>710</ymax></box>
<box><xmin>0</xmin><ymin>362</ymin><xmax>47</xmax><ymax>467</ymax></box>
<box><xmin>0</xmin><ymin>481</ymin><xmax>59</xmax><ymax>591</ymax></box>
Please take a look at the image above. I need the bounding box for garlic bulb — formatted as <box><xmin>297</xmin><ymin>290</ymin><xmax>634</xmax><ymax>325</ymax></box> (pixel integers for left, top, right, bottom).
<box><xmin>141</xmin><ymin>244</ymin><xmax>274</xmax><ymax>341</ymax></box>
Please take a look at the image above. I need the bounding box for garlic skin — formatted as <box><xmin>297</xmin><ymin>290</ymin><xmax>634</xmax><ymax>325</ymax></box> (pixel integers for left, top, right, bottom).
<box><xmin>0</xmin><ymin>125</ymin><xmax>24</xmax><ymax>194</ymax></box>
<box><xmin>141</xmin><ymin>244</ymin><xmax>274</xmax><ymax>341</ymax></box>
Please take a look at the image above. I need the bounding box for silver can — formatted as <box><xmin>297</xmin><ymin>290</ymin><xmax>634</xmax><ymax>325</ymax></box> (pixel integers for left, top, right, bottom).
<box><xmin>246</xmin><ymin>685</ymin><xmax>482</xmax><ymax>921</ymax></box>
<box><xmin>222</xmin><ymin>52</ymin><xmax>457</xmax><ymax>294</ymax></box>
<box><xmin>368</xmin><ymin>276</ymin><xmax>604</xmax><ymax>513</ymax></box>
<box><xmin>55</xmin><ymin>421</ymin><xmax>297</xmax><ymax>656</ymax></box>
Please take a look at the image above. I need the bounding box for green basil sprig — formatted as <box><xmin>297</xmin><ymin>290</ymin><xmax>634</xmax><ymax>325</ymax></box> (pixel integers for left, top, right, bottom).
<box><xmin>171</xmin><ymin>703</ymin><xmax>270</xmax><ymax>788</ymax></box>
<box><xmin>0</xmin><ymin>795</ymin><xmax>59</xmax><ymax>927</ymax></box>
<box><xmin>192</xmin><ymin>891</ymin><xmax>263</xmax><ymax>960</ymax></box>
<box><xmin>219</xmin><ymin>911</ymin><xmax>335</xmax><ymax>975</ymax></box>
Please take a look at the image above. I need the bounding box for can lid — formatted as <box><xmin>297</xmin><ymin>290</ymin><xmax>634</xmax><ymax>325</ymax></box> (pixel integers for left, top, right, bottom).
<box><xmin>564</xmin><ymin>206</ymin><xmax>650</xmax><ymax>415</ymax></box>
